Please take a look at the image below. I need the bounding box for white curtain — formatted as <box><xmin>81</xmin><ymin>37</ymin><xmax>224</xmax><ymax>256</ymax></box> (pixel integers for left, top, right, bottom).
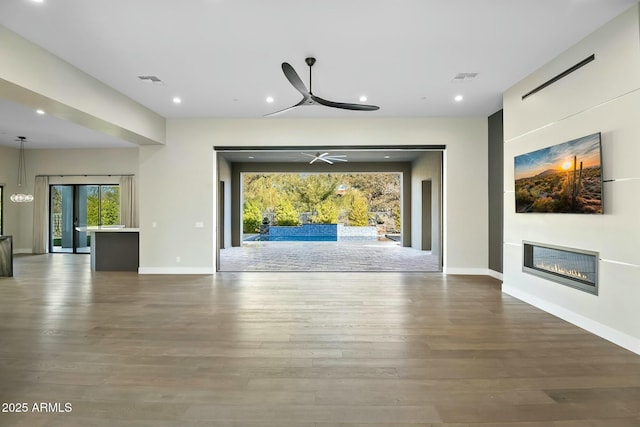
<box><xmin>32</xmin><ymin>176</ymin><xmax>49</xmax><ymax>254</ymax></box>
<box><xmin>120</xmin><ymin>175</ymin><xmax>138</xmax><ymax>228</ymax></box>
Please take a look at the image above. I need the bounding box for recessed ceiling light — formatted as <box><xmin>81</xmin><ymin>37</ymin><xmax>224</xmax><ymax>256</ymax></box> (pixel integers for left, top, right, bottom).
<box><xmin>454</xmin><ymin>94</ymin><xmax>464</xmax><ymax>102</ymax></box>
<box><xmin>32</xmin><ymin>0</ymin><xmax>44</xmax><ymax>3</ymax></box>
<box><xmin>248</xmin><ymin>156</ymin><xmax>255</xmax><ymax>159</ymax></box>
<box><xmin>384</xmin><ymin>155</ymin><xmax>390</xmax><ymax>159</ymax></box>
<box><xmin>36</xmin><ymin>109</ymin><xmax>45</xmax><ymax>115</ymax></box>
<box><xmin>359</xmin><ymin>95</ymin><xmax>368</xmax><ymax>102</ymax></box>
<box><xmin>172</xmin><ymin>97</ymin><xmax>182</xmax><ymax>104</ymax></box>
<box><xmin>266</xmin><ymin>96</ymin><xmax>274</xmax><ymax>104</ymax></box>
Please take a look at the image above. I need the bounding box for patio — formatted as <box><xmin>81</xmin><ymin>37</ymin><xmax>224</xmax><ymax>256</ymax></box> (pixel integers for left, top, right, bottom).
<box><xmin>219</xmin><ymin>240</ymin><xmax>440</xmax><ymax>272</ymax></box>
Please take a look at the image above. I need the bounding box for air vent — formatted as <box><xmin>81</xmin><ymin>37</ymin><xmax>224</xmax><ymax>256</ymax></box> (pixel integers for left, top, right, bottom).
<box><xmin>137</xmin><ymin>75</ymin><xmax>164</xmax><ymax>84</ymax></box>
<box><xmin>452</xmin><ymin>72</ymin><xmax>478</xmax><ymax>82</ymax></box>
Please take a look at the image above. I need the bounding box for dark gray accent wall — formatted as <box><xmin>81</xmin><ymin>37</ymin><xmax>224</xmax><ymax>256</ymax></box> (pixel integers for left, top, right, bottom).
<box><xmin>488</xmin><ymin>110</ymin><xmax>504</xmax><ymax>273</ymax></box>
<box><xmin>421</xmin><ymin>180</ymin><xmax>432</xmax><ymax>251</ymax></box>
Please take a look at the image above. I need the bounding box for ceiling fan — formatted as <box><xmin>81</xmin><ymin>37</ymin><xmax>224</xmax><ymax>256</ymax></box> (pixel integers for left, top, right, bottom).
<box><xmin>265</xmin><ymin>57</ymin><xmax>380</xmax><ymax>117</ymax></box>
<box><xmin>302</xmin><ymin>152</ymin><xmax>348</xmax><ymax>165</ymax></box>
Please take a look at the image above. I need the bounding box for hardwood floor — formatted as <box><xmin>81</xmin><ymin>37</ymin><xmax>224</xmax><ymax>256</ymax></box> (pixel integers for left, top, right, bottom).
<box><xmin>1</xmin><ymin>254</ymin><xmax>639</xmax><ymax>426</ymax></box>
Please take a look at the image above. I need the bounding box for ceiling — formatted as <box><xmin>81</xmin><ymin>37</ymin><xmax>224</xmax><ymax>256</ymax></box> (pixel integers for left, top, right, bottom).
<box><xmin>0</xmin><ymin>0</ymin><xmax>637</xmax><ymax>150</ymax></box>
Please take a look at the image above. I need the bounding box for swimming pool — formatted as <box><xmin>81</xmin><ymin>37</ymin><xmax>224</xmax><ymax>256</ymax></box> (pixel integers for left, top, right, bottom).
<box><xmin>244</xmin><ymin>223</ymin><xmax>379</xmax><ymax>242</ymax></box>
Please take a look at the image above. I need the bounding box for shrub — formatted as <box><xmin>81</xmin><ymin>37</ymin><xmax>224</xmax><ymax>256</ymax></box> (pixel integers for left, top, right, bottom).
<box><xmin>515</xmin><ymin>188</ymin><xmax>533</xmax><ymax>205</ymax></box>
<box><xmin>275</xmin><ymin>200</ymin><xmax>300</xmax><ymax>226</ymax></box>
<box><xmin>243</xmin><ymin>201</ymin><xmax>262</xmax><ymax>233</ymax></box>
<box><xmin>314</xmin><ymin>199</ymin><xmax>339</xmax><ymax>224</ymax></box>
<box><xmin>531</xmin><ymin>196</ymin><xmax>555</xmax><ymax>212</ymax></box>
<box><xmin>348</xmin><ymin>194</ymin><xmax>369</xmax><ymax>226</ymax></box>
<box><xmin>393</xmin><ymin>205</ymin><xmax>401</xmax><ymax>230</ymax></box>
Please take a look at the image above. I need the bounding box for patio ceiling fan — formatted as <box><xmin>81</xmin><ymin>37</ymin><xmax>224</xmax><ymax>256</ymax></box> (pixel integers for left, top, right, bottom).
<box><xmin>302</xmin><ymin>152</ymin><xmax>348</xmax><ymax>165</ymax></box>
<box><xmin>264</xmin><ymin>57</ymin><xmax>380</xmax><ymax>117</ymax></box>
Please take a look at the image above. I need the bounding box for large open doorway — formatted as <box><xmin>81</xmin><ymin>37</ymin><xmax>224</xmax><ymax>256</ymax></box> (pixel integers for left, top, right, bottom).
<box><xmin>215</xmin><ymin>146</ymin><xmax>443</xmax><ymax>272</ymax></box>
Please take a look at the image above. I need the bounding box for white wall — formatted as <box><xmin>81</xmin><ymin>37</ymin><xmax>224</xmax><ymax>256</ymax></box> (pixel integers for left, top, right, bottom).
<box><xmin>503</xmin><ymin>4</ymin><xmax>640</xmax><ymax>354</ymax></box>
<box><xmin>139</xmin><ymin>117</ymin><xmax>488</xmax><ymax>274</ymax></box>
<box><xmin>10</xmin><ymin>148</ymin><xmax>139</xmax><ymax>251</ymax></box>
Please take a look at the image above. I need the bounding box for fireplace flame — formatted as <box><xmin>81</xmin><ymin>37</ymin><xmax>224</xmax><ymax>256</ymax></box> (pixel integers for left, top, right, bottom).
<box><xmin>535</xmin><ymin>262</ymin><xmax>590</xmax><ymax>281</ymax></box>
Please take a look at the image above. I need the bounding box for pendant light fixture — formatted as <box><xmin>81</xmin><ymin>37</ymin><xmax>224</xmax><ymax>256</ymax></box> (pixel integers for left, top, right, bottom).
<box><xmin>10</xmin><ymin>136</ymin><xmax>34</xmax><ymax>203</ymax></box>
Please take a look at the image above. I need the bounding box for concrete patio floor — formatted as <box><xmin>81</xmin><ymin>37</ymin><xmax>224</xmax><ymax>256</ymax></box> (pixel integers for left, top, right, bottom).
<box><xmin>219</xmin><ymin>240</ymin><xmax>441</xmax><ymax>272</ymax></box>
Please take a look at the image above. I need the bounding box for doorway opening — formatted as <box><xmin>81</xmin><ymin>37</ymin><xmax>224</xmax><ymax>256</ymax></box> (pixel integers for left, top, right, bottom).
<box><xmin>215</xmin><ymin>145</ymin><xmax>444</xmax><ymax>272</ymax></box>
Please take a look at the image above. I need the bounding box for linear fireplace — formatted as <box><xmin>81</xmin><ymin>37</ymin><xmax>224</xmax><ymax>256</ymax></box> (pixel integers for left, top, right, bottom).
<box><xmin>523</xmin><ymin>241</ymin><xmax>598</xmax><ymax>295</ymax></box>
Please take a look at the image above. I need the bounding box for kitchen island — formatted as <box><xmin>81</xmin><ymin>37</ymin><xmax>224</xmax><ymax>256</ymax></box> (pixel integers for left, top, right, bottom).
<box><xmin>0</xmin><ymin>235</ymin><xmax>12</xmax><ymax>277</ymax></box>
<box><xmin>77</xmin><ymin>226</ymin><xmax>139</xmax><ymax>271</ymax></box>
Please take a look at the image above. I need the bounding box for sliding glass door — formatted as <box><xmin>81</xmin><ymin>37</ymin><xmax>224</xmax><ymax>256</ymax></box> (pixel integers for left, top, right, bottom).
<box><xmin>50</xmin><ymin>185</ymin><xmax>120</xmax><ymax>253</ymax></box>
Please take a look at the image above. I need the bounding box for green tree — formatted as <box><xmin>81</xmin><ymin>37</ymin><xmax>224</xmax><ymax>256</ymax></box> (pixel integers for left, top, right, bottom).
<box><xmin>348</xmin><ymin>192</ymin><xmax>369</xmax><ymax>226</ymax></box>
<box><xmin>243</xmin><ymin>200</ymin><xmax>262</xmax><ymax>233</ymax></box>
<box><xmin>315</xmin><ymin>198</ymin><xmax>339</xmax><ymax>224</ymax></box>
<box><xmin>275</xmin><ymin>199</ymin><xmax>299</xmax><ymax>226</ymax></box>
<box><xmin>296</xmin><ymin>174</ymin><xmax>339</xmax><ymax>213</ymax></box>
<box><xmin>101</xmin><ymin>186</ymin><xmax>120</xmax><ymax>225</ymax></box>
<box><xmin>344</xmin><ymin>173</ymin><xmax>400</xmax><ymax>212</ymax></box>
<box><xmin>244</xmin><ymin>174</ymin><xmax>290</xmax><ymax>210</ymax></box>
<box><xmin>86</xmin><ymin>186</ymin><xmax>120</xmax><ymax>226</ymax></box>
<box><xmin>86</xmin><ymin>188</ymin><xmax>100</xmax><ymax>226</ymax></box>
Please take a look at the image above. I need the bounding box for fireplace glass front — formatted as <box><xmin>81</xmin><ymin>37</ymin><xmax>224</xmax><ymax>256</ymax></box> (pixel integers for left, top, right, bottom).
<box><xmin>523</xmin><ymin>241</ymin><xmax>598</xmax><ymax>295</ymax></box>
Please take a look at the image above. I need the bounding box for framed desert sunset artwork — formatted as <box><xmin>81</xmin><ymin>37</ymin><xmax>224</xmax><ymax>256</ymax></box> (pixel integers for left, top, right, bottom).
<box><xmin>514</xmin><ymin>133</ymin><xmax>603</xmax><ymax>214</ymax></box>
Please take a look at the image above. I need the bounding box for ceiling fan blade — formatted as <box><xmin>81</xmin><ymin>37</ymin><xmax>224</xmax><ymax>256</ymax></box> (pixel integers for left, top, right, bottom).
<box><xmin>325</xmin><ymin>154</ymin><xmax>346</xmax><ymax>158</ymax></box>
<box><xmin>318</xmin><ymin>152</ymin><xmax>329</xmax><ymax>158</ymax></box>
<box><xmin>326</xmin><ymin>157</ymin><xmax>348</xmax><ymax>162</ymax></box>
<box><xmin>264</xmin><ymin>98</ymin><xmax>307</xmax><ymax>117</ymax></box>
<box><xmin>311</xmin><ymin>95</ymin><xmax>379</xmax><ymax>111</ymax></box>
<box><xmin>282</xmin><ymin>62</ymin><xmax>310</xmax><ymax>97</ymax></box>
<box><xmin>309</xmin><ymin>157</ymin><xmax>319</xmax><ymax>164</ymax></box>
<box><xmin>319</xmin><ymin>157</ymin><xmax>334</xmax><ymax>164</ymax></box>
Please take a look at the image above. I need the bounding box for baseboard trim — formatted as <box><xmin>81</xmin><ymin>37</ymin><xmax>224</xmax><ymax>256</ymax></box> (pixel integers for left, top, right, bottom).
<box><xmin>487</xmin><ymin>269</ymin><xmax>503</xmax><ymax>281</ymax></box>
<box><xmin>445</xmin><ymin>267</ymin><xmax>493</xmax><ymax>276</ymax></box>
<box><xmin>138</xmin><ymin>267</ymin><xmax>214</xmax><ymax>275</ymax></box>
<box><xmin>503</xmin><ymin>283</ymin><xmax>640</xmax><ymax>356</ymax></box>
